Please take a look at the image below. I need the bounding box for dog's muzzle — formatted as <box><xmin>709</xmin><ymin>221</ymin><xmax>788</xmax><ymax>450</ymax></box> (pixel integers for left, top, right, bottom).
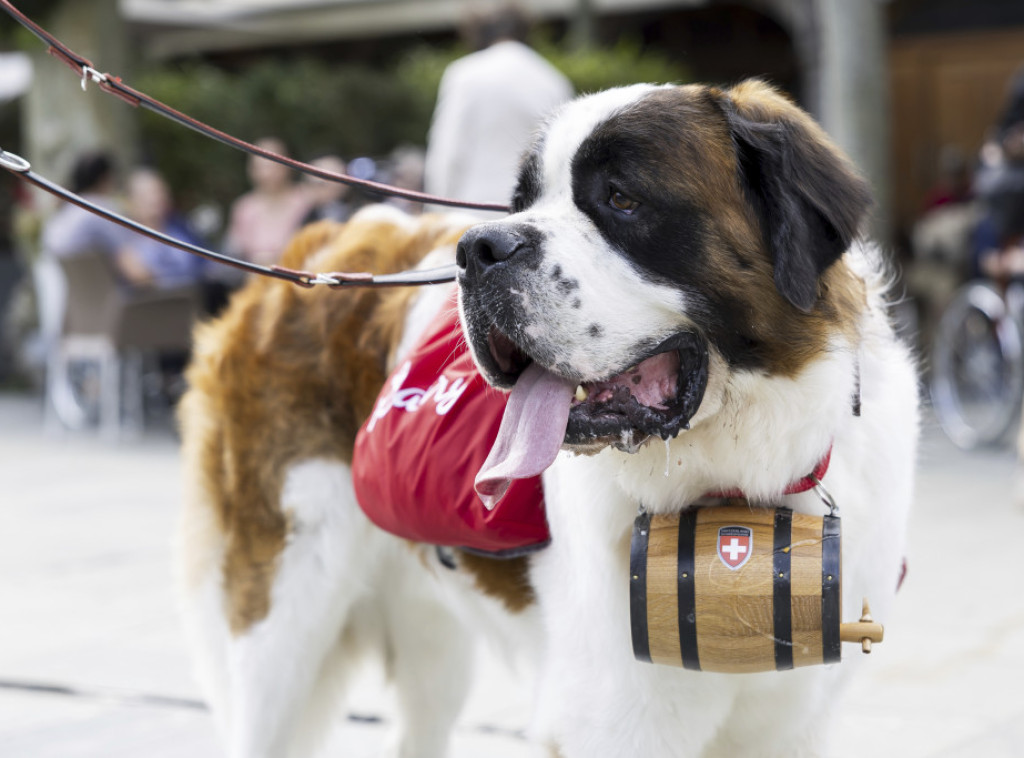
<box><xmin>456</xmin><ymin>221</ymin><xmax>553</xmax><ymax>387</ymax></box>
<box><xmin>457</xmin><ymin>223</ymin><xmax>710</xmax><ymax>454</ymax></box>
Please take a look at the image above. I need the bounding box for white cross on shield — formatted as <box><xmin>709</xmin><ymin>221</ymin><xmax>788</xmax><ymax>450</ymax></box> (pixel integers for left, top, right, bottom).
<box><xmin>717</xmin><ymin>525</ymin><xmax>753</xmax><ymax>570</ymax></box>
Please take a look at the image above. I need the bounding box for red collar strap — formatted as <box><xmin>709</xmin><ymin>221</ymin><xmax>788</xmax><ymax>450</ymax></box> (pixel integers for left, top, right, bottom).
<box><xmin>705</xmin><ymin>445</ymin><xmax>832</xmax><ymax>499</ymax></box>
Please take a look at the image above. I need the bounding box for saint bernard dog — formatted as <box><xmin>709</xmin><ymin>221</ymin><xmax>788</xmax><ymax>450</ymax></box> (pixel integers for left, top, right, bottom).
<box><xmin>177</xmin><ymin>80</ymin><xmax>918</xmax><ymax>758</ymax></box>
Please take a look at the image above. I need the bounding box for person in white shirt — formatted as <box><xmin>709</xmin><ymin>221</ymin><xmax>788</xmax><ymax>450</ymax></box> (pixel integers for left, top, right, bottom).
<box><xmin>424</xmin><ymin>5</ymin><xmax>573</xmax><ymax>218</ymax></box>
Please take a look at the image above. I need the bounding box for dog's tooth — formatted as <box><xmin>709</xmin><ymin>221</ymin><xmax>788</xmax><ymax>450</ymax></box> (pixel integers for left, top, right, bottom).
<box><xmin>575</xmin><ymin>385</ymin><xmax>588</xmax><ymax>402</ymax></box>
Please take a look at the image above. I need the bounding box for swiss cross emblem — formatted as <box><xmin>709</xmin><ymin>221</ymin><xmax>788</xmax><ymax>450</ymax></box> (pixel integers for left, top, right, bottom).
<box><xmin>717</xmin><ymin>526</ymin><xmax>753</xmax><ymax>570</ymax></box>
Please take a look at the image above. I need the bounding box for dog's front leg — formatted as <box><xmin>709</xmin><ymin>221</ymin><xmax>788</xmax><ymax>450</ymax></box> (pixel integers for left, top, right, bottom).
<box><xmin>530</xmin><ymin>451</ymin><xmax>735</xmax><ymax>758</ymax></box>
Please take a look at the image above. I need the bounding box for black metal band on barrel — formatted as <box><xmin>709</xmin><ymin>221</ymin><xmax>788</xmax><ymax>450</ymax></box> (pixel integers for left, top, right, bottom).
<box><xmin>629</xmin><ymin>510</ymin><xmax>653</xmax><ymax>663</ymax></box>
<box><xmin>772</xmin><ymin>509</ymin><xmax>794</xmax><ymax>670</ymax></box>
<box><xmin>677</xmin><ymin>508</ymin><xmax>701</xmax><ymax>671</ymax></box>
<box><xmin>821</xmin><ymin>513</ymin><xmax>842</xmax><ymax>664</ymax></box>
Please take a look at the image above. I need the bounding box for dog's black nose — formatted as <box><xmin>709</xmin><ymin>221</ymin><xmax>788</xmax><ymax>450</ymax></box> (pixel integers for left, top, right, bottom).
<box><xmin>456</xmin><ymin>225</ymin><xmax>525</xmax><ymax>273</ymax></box>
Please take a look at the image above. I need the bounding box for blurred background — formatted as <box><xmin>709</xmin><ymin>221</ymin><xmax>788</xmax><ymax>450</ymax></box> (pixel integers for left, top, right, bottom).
<box><xmin>1</xmin><ymin>1</ymin><xmax>1024</xmax><ymax>756</ymax></box>
<box><xmin>1</xmin><ymin>0</ymin><xmax>1023</xmax><ymax>386</ymax></box>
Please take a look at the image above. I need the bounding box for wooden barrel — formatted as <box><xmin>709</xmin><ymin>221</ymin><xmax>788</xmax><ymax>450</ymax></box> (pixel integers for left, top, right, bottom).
<box><xmin>630</xmin><ymin>505</ymin><xmax>841</xmax><ymax>673</ymax></box>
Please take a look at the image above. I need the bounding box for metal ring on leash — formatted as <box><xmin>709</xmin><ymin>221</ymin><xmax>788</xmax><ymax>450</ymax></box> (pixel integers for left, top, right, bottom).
<box><xmin>0</xmin><ymin>149</ymin><xmax>30</xmax><ymax>173</ymax></box>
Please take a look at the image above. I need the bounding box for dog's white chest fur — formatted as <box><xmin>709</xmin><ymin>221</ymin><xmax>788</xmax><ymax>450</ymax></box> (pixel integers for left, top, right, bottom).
<box><xmin>527</xmin><ymin>259</ymin><xmax>917</xmax><ymax>756</ymax></box>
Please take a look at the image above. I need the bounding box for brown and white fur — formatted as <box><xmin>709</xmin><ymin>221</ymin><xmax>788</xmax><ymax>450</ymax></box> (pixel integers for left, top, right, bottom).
<box><xmin>177</xmin><ymin>210</ymin><xmax>544</xmax><ymax>758</ymax></box>
<box><xmin>178</xmin><ymin>80</ymin><xmax>918</xmax><ymax>758</ymax></box>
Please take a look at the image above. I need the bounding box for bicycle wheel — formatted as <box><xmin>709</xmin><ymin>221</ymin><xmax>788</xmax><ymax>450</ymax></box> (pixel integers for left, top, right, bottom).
<box><xmin>930</xmin><ymin>281</ymin><xmax>1024</xmax><ymax>449</ymax></box>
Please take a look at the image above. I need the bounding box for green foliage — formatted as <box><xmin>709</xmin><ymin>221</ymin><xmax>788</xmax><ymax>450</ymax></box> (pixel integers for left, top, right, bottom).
<box><xmin>538</xmin><ymin>37</ymin><xmax>689</xmax><ymax>95</ymax></box>
<box><xmin>136</xmin><ymin>37</ymin><xmax>687</xmax><ymax>212</ymax></box>
<box><xmin>136</xmin><ymin>58</ymin><xmax>428</xmax><ymax>210</ymax></box>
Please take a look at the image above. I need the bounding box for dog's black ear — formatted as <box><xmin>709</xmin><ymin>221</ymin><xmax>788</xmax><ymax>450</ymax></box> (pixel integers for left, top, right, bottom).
<box><xmin>720</xmin><ymin>80</ymin><xmax>873</xmax><ymax>312</ymax></box>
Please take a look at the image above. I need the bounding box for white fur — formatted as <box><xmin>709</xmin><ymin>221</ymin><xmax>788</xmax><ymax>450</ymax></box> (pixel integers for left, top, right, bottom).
<box><xmin>179</xmin><ymin>457</ymin><xmax>498</xmax><ymax>758</ymax></box>
<box><xmin>529</xmin><ymin>260</ymin><xmax>918</xmax><ymax>756</ymax></box>
<box><xmin>180</xmin><ymin>339</ymin><xmax>541</xmax><ymax>758</ymax></box>
<box><xmin>465</xmin><ymin>87</ymin><xmax>690</xmax><ymax>383</ymax></box>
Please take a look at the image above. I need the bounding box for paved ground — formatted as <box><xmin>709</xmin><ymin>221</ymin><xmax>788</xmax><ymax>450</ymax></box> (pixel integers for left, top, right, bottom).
<box><xmin>1</xmin><ymin>390</ymin><xmax>1022</xmax><ymax>757</ymax></box>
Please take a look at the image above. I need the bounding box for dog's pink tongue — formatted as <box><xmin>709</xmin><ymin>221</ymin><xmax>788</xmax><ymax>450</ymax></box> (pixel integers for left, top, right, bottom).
<box><xmin>475</xmin><ymin>362</ymin><xmax>575</xmax><ymax>510</ymax></box>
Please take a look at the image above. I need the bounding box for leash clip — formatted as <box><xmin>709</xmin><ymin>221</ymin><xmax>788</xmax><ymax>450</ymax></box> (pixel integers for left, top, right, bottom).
<box><xmin>0</xmin><ymin>149</ymin><xmax>30</xmax><ymax>173</ymax></box>
<box><xmin>81</xmin><ymin>65</ymin><xmax>106</xmax><ymax>91</ymax></box>
<box><xmin>306</xmin><ymin>273</ymin><xmax>341</xmax><ymax>286</ymax></box>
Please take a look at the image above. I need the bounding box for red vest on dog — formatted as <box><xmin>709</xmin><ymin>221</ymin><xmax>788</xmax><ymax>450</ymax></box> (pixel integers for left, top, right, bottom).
<box><xmin>352</xmin><ymin>290</ymin><xmax>549</xmax><ymax>556</ymax></box>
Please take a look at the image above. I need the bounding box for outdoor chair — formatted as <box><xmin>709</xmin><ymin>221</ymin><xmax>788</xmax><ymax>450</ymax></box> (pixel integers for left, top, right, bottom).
<box><xmin>43</xmin><ymin>249</ymin><xmax>199</xmax><ymax>439</ymax></box>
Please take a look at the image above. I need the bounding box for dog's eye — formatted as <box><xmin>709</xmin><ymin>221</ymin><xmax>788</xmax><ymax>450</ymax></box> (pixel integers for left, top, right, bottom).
<box><xmin>608</xmin><ymin>189</ymin><xmax>640</xmax><ymax>214</ymax></box>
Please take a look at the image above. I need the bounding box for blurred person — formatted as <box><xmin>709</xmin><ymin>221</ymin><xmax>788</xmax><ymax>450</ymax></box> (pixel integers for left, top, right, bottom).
<box><xmin>922</xmin><ymin>144</ymin><xmax>972</xmax><ymax>213</ymax></box>
<box><xmin>0</xmin><ymin>173</ymin><xmax>21</xmax><ymax>384</ymax></box>
<box><xmin>124</xmin><ymin>167</ymin><xmax>236</xmax><ymax>316</ymax></box>
<box><xmin>38</xmin><ymin>154</ymin><xmax>200</xmax><ymax>423</ymax></box>
<box><xmin>968</xmin><ymin>68</ymin><xmax>1024</xmax><ymax>505</ymax></box>
<box><xmin>973</xmin><ymin>68</ymin><xmax>1024</xmax><ymax>283</ymax></box>
<box><xmin>121</xmin><ymin>167</ymin><xmax>208</xmax><ymax>402</ymax></box>
<box><xmin>423</xmin><ymin>3</ymin><xmax>573</xmax><ymax>217</ymax></box>
<box><xmin>124</xmin><ymin>167</ymin><xmax>206</xmax><ymax>290</ymax></box>
<box><xmin>300</xmin><ymin>154</ymin><xmax>354</xmax><ymax>225</ymax></box>
<box><xmin>343</xmin><ymin>155</ymin><xmax>382</xmax><ymax>213</ymax></box>
<box><xmin>40</xmin><ymin>151</ymin><xmax>143</xmax><ymax>283</ymax></box>
<box><xmin>224</xmin><ymin>137</ymin><xmax>313</xmax><ymax>266</ymax></box>
<box><xmin>3</xmin><ymin>180</ymin><xmax>38</xmax><ymax>382</ymax></box>
<box><xmin>383</xmin><ymin>144</ymin><xmax>426</xmax><ymax>215</ymax></box>
<box><xmin>907</xmin><ymin>144</ymin><xmax>979</xmax><ymax>350</ymax></box>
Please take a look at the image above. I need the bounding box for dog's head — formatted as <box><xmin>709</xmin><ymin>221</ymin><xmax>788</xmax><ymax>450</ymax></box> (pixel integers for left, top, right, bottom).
<box><xmin>458</xmin><ymin>81</ymin><xmax>871</xmax><ymax>471</ymax></box>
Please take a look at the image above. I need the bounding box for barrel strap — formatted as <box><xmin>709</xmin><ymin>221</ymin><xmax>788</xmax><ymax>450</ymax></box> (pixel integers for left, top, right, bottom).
<box><xmin>821</xmin><ymin>513</ymin><xmax>842</xmax><ymax>664</ymax></box>
<box><xmin>772</xmin><ymin>509</ymin><xmax>795</xmax><ymax>670</ymax></box>
<box><xmin>677</xmin><ymin>508</ymin><xmax>701</xmax><ymax>671</ymax></box>
<box><xmin>629</xmin><ymin>511</ymin><xmax>653</xmax><ymax>663</ymax></box>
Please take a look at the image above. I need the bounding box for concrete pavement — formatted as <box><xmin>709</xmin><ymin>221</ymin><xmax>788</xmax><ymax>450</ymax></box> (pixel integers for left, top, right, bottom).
<box><xmin>1</xmin><ymin>390</ymin><xmax>1022</xmax><ymax>757</ymax></box>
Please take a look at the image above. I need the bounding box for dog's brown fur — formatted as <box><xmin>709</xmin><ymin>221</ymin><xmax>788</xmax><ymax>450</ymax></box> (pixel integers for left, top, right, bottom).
<box><xmin>713</xmin><ymin>80</ymin><xmax>869</xmax><ymax>372</ymax></box>
<box><xmin>178</xmin><ymin>212</ymin><xmax>468</xmax><ymax>633</ymax></box>
<box><xmin>605</xmin><ymin>82</ymin><xmax>868</xmax><ymax>380</ymax></box>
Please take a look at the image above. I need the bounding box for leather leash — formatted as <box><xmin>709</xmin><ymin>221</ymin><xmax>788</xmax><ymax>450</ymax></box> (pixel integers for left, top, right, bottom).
<box><xmin>0</xmin><ymin>147</ymin><xmax>459</xmax><ymax>289</ymax></box>
<box><xmin>0</xmin><ymin>0</ymin><xmax>508</xmax><ymax>215</ymax></box>
<box><xmin>0</xmin><ymin>0</ymin><xmax>504</xmax><ymax>289</ymax></box>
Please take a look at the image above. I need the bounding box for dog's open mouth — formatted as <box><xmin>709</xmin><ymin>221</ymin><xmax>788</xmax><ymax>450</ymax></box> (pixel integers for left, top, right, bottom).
<box><xmin>563</xmin><ymin>332</ymin><xmax>708</xmax><ymax>447</ymax></box>
<box><xmin>488</xmin><ymin>328</ymin><xmax>709</xmax><ymax>446</ymax></box>
<box><xmin>475</xmin><ymin>328</ymin><xmax>708</xmax><ymax>509</ymax></box>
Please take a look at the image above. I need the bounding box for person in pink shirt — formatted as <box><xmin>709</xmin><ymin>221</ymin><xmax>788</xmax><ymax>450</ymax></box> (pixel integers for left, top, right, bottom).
<box><xmin>224</xmin><ymin>137</ymin><xmax>313</xmax><ymax>267</ymax></box>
